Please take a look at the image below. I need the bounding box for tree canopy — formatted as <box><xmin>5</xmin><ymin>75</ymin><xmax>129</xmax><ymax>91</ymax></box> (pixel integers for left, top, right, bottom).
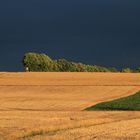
<box><xmin>23</xmin><ymin>52</ymin><xmax>140</xmax><ymax>72</ymax></box>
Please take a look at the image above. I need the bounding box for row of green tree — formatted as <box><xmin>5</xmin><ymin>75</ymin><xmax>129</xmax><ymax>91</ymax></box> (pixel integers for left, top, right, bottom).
<box><xmin>23</xmin><ymin>52</ymin><xmax>140</xmax><ymax>72</ymax></box>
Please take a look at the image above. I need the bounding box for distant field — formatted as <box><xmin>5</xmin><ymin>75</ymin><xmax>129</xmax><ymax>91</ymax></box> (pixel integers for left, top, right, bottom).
<box><xmin>0</xmin><ymin>72</ymin><xmax>140</xmax><ymax>140</ymax></box>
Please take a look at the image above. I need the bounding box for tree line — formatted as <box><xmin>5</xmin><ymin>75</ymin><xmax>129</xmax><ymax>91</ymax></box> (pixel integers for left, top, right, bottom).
<box><xmin>23</xmin><ymin>52</ymin><xmax>140</xmax><ymax>72</ymax></box>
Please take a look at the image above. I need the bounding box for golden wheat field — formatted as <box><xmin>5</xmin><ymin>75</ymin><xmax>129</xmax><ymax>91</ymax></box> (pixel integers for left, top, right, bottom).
<box><xmin>0</xmin><ymin>72</ymin><xmax>140</xmax><ymax>140</ymax></box>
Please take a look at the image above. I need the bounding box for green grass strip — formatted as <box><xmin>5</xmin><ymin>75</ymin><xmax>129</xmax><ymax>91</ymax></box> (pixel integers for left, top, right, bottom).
<box><xmin>86</xmin><ymin>91</ymin><xmax>140</xmax><ymax>111</ymax></box>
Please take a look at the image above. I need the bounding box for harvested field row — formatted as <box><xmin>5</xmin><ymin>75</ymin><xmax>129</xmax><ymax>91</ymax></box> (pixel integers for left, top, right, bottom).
<box><xmin>0</xmin><ymin>86</ymin><xmax>139</xmax><ymax>111</ymax></box>
<box><xmin>0</xmin><ymin>111</ymin><xmax>140</xmax><ymax>140</ymax></box>
<box><xmin>1</xmin><ymin>72</ymin><xmax>140</xmax><ymax>86</ymax></box>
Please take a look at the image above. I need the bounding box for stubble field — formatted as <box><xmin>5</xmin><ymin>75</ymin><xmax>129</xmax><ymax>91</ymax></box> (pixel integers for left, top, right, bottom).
<box><xmin>0</xmin><ymin>72</ymin><xmax>140</xmax><ymax>140</ymax></box>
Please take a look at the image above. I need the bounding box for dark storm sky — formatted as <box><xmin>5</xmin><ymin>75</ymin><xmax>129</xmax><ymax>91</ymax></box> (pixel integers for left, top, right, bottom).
<box><xmin>0</xmin><ymin>0</ymin><xmax>140</xmax><ymax>71</ymax></box>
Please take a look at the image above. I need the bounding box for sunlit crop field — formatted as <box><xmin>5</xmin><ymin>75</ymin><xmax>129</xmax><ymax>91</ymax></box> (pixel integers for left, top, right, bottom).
<box><xmin>0</xmin><ymin>72</ymin><xmax>140</xmax><ymax>140</ymax></box>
